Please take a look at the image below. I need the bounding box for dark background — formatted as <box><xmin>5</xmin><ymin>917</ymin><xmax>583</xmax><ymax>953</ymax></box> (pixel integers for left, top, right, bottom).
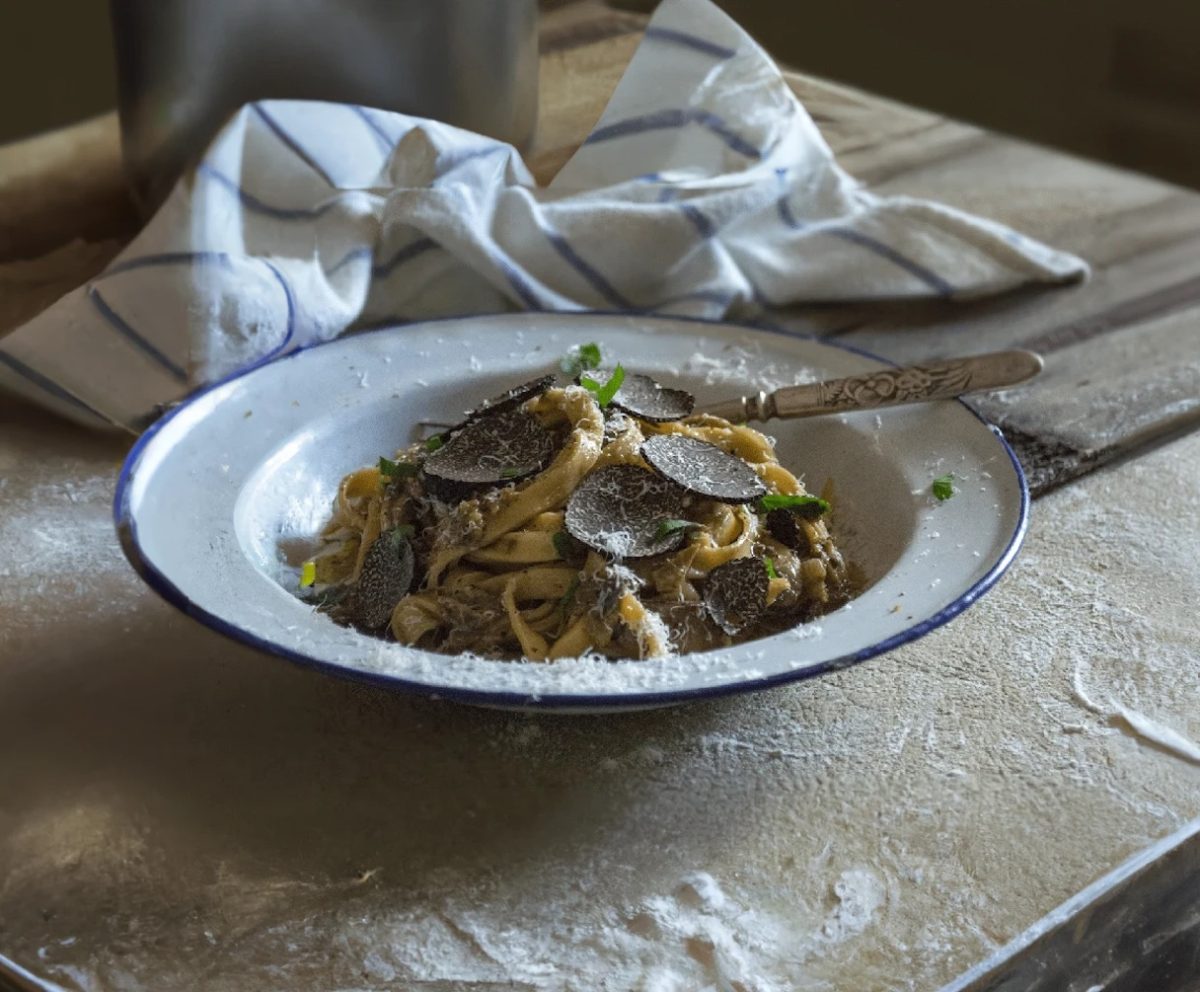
<box><xmin>1</xmin><ymin>0</ymin><xmax>1197</xmax><ymax>187</ymax></box>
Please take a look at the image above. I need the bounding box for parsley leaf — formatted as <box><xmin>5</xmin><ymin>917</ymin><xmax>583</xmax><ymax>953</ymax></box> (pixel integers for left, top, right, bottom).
<box><xmin>759</xmin><ymin>493</ymin><xmax>830</xmax><ymax>518</ymax></box>
<box><xmin>500</xmin><ymin>467</ymin><xmax>523</xmax><ymax>479</ymax></box>
<box><xmin>581</xmin><ymin>364</ymin><xmax>625</xmax><ymax>408</ymax></box>
<box><xmin>552</xmin><ymin>531</ymin><xmax>575</xmax><ymax>560</ymax></box>
<box><xmin>932</xmin><ymin>474</ymin><xmax>955</xmax><ymax>501</ymax></box>
<box><xmin>379</xmin><ymin>456</ymin><xmax>418</xmax><ymax>479</ymax></box>
<box><xmin>654</xmin><ymin>518</ymin><xmax>701</xmax><ymax>542</ymax></box>
<box><xmin>560</xmin><ymin>341</ymin><xmax>602</xmax><ymax>376</ymax></box>
<box><xmin>391</xmin><ymin>524</ymin><xmax>415</xmax><ymax>543</ymax></box>
<box><xmin>424</xmin><ymin>433</ymin><xmax>446</xmax><ymax>453</ymax></box>
<box><xmin>764</xmin><ymin>557</ymin><xmax>779</xmax><ymax>580</ymax></box>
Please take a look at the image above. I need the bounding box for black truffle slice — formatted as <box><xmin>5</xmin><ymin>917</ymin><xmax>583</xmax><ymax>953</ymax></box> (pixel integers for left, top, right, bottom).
<box><xmin>422</xmin><ymin>408</ymin><xmax>555</xmax><ymax>499</ymax></box>
<box><xmin>766</xmin><ymin>508</ymin><xmax>811</xmax><ymax>552</ymax></box>
<box><xmin>641</xmin><ymin>434</ymin><xmax>767</xmax><ymax>504</ymax></box>
<box><xmin>464</xmin><ymin>375</ymin><xmax>554</xmax><ymax>424</ymax></box>
<box><xmin>703</xmin><ymin>557</ymin><xmax>769</xmax><ymax>635</ymax></box>
<box><xmin>580</xmin><ymin>370</ymin><xmax>694</xmax><ymax>422</ymax></box>
<box><xmin>352</xmin><ymin>529</ymin><xmax>415</xmax><ymax>629</ymax></box>
<box><xmin>565</xmin><ymin>464</ymin><xmax>689</xmax><ymax>559</ymax></box>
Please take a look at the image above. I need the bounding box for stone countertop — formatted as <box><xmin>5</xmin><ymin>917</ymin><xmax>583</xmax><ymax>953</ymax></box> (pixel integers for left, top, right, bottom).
<box><xmin>2</xmin><ymin>2</ymin><xmax>1199</xmax><ymax>989</ymax></box>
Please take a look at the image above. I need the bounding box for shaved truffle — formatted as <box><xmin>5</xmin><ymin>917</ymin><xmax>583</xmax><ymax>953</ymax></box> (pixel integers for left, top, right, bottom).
<box><xmin>766</xmin><ymin>507</ymin><xmax>812</xmax><ymax>552</ymax></box>
<box><xmin>423</xmin><ymin>408</ymin><xmax>554</xmax><ymax>500</ymax></box>
<box><xmin>351</xmin><ymin>529</ymin><xmax>415</xmax><ymax>629</ymax></box>
<box><xmin>463</xmin><ymin>375</ymin><xmax>554</xmax><ymax>424</ymax></box>
<box><xmin>641</xmin><ymin>434</ymin><xmax>767</xmax><ymax>504</ymax></box>
<box><xmin>580</xmin><ymin>370</ymin><xmax>693</xmax><ymax>422</ymax></box>
<box><xmin>565</xmin><ymin>464</ymin><xmax>689</xmax><ymax>559</ymax></box>
<box><xmin>703</xmin><ymin>557</ymin><xmax>769</xmax><ymax>635</ymax></box>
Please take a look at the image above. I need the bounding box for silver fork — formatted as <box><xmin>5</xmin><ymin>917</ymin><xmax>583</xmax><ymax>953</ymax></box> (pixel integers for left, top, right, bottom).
<box><xmin>701</xmin><ymin>349</ymin><xmax>1043</xmax><ymax>423</ymax></box>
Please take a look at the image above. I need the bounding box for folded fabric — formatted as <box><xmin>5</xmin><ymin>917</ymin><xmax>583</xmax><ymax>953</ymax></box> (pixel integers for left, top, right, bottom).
<box><xmin>0</xmin><ymin>0</ymin><xmax>1087</xmax><ymax>431</ymax></box>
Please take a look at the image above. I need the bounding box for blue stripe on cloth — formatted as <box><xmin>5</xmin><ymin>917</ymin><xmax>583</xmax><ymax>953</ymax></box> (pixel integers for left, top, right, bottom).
<box><xmin>774</xmin><ymin>166</ymin><xmax>803</xmax><ymax>230</ymax></box>
<box><xmin>328</xmin><ymin>238</ymin><xmax>439</xmax><ymax>279</ymax></box>
<box><xmin>103</xmin><ymin>251</ymin><xmax>236</xmax><ymax>277</ymax></box>
<box><xmin>373</xmin><ymin>237</ymin><xmax>438</xmax><ymax>278</ymax></box>
<box><xmin>774</xmin><ymin>172</ymin><xmax>954</xmax><ymax>296</ymax></box>
<box><xmin>255</xmin><ymin>260</ymin><xmax>298</xmax><ymax>363</ymax></box>
<box><xmin>680</xmin><ymin>204</ymin><xmax>715</xmax><ymax>239</ymax></box>
<box><xmin>776</xmin><ymin>192</ymin><xmax>802</xmax><ymax>231</ymax></box>
<box><xmin>351</xmin><ymin>105</ymin><xmax>396</xmax><ymax>153</ymax></box>
<box><xmin>585</xmin><ymin>108</ymin><xmax>761</xmax><ymax>159</ymax></box>
<box><xmin>539</xmin><ymin>226</ymin><xmax>632</xmax><ymax>309</ymax></box>
<box><xmin>643</xmin><ymin>26</ymin><xmax>737</xmax><ymax>60</ymax></box>
<box><xmin>826</xmin><ymin>228</ymin><xmax>955</xmax><ymax>296</ymax></box>
<box><xmin>251</xmin><ymin>103</ymin><xmax>337</xmax><ymax>186</ymax></box>
<box><xmin>0</xmin><ymin>349</ymin><xmax>119</xmax><ymax>426</ymax></box>
<box><xmin>87</xmin><ymin>287</ymin><xmax>188</xmax><ymax>382</ymax></box>
<box><xmin>495</xmin><ymin>257</ymin><xmax>546</xmax><ymax>311</ymax></box>
<box><xmin>198</xmin><ymin>164</ymin><xmax>338</xmax><ymax>222</ymax></box>
<box><xmin>327</xmin><ymin>247</ymin><xmax>375</xmax><ymax>277</ymax></box>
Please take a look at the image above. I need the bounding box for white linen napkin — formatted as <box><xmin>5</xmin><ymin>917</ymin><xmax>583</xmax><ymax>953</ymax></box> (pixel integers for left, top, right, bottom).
<box><xmin>0</xmin><ymin>0</ymin><xmax>1087</xmax><ymax>431</ymax></box>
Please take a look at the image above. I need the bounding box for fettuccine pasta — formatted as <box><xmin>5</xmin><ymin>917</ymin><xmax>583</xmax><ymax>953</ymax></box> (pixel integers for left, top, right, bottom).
<box><xmin>297</xmin><ymin>364</ymin><xmax>851</xmax><ymax>661</ymax></box>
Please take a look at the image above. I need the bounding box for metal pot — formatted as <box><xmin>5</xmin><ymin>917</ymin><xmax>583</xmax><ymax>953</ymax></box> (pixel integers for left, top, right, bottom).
<box><xmin>110</xmin><ymin>0</ymin><xmax>538</xmax><ymax>211</ymax></box>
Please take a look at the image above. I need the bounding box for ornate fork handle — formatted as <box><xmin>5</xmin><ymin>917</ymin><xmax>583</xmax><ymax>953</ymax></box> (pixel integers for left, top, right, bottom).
<box><xmin>704</xmin><ymin>350</ymin><xmax>1044</xmax><ymax>423</ymax></box>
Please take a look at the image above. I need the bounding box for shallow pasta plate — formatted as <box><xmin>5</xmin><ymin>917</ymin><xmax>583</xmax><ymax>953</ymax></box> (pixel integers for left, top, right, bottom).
<box><xmin>115</xmin><ymin>312</ymin><xmax>1028</xmax><ymax>712</ymax></box>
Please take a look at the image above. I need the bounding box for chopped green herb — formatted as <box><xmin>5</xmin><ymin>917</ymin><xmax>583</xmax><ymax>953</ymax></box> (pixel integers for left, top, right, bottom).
<box><xmin>759</xmin><ymin>493</ymin><xmax>830</xmax><ymax>518</ymax></box>
<box><xmin>379</xmin><ymin>456</ymin><xmax>419</xmax><ymax>479</ymax></box>
<box><xmin>560</xmin><ymin>341</ymin><xmax>603</xmax><ymax>376</ymax></box>
<box><xmin>552</xmin><ymin>531</ymin><xmax>575</xmax><ymax>560</ymax></box>
<box><xmin>392</xmin><ymin>524</ymin><xmax>415</xmax><ymax>542</ymax></box>
<box><xmin>581</xmin><ymin>364</ymin><xmax>625</xmax><ymax>408</ymax></box>
<box><xmin>654</xmin><ymin>518</ymin><xmax>701</xmax><ymax>542</ymax></box>
<box><xmin>299</xmin><ymin>561</ymin><xmax>317</xmax><ymax>588</ymax></box>
<box><xmin>500</xmin><ymin>467</ymin><xmax>522</xmax><ymax>479</ymax></box>
<box><xmin>764</xmin><ymin>557</ymin><xmax>779</xmax><ymax>580</ymax></box>
<box><xmin>424</xmin><ymin>433</ymin><xmax>446</xmax><ymax>453</ymax></box>
<box><xmin>932</xmin><ymin>474</ymin><xmax>955</xmax><ymax>501</ymax></box>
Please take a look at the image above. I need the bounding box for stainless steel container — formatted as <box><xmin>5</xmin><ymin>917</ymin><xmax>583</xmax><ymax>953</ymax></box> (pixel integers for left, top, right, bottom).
<box><xmin>110</xmin><ymin>0</ymin><xmax>539</xmax><ymax>211</ymax></box>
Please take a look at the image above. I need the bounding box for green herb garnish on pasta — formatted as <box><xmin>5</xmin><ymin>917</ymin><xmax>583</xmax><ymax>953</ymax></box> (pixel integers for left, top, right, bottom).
<box><xmin>379</xmin><ymin>456</ymin><xmax>419</xmax><ymax>479</ymax></box>
<box><xmin>654</xmin><ymin>518</ymin><xmax>700</xmax><ymax>542</ymax></box>
<box><xmin>581</xmin><ymin>364</ymin><xmax>625</xmax><ymax>408</ymax></box>
<box><xmin>759</xmin><ymin>493</ymin><xmax>829</xmax><ymax>517</ymax></box>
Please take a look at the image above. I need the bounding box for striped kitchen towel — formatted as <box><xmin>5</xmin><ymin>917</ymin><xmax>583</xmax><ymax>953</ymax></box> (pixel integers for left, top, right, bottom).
<box><xmin>0</xmin><ymin>0</ymin><xmax>1087</xmax><ymax>431</ymax></box>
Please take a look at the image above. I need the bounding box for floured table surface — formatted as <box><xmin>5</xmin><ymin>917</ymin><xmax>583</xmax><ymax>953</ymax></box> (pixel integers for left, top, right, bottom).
<box><xmin>3</xmin><ymin>3</ymin><xmax>1200</xmax><ymax>990</ymax></box>
<box><xmin>2</xmin><ymin>402</ymin><xmax>1199</xmax><ymax>991</ymax></box>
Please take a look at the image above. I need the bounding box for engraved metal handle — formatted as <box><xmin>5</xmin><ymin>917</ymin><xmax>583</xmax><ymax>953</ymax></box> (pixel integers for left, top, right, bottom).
<box><xmin>702</xmin><ymin>350</ymin><xmax>1044</xmax><ymax>423</ymax></box>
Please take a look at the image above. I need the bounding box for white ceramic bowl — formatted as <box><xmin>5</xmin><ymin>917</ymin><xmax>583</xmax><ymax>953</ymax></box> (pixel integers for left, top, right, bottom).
<box><xmin>115</xmin><ymin>313</ymin><xmax>1028</xmax><ymax>712</ymax></box>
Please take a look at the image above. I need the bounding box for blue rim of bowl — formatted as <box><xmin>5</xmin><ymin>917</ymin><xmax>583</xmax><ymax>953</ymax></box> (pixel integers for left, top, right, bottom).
<box><xmin>113</xmin><ymin>312</ymin><xmax>1030</xmax><ymax>710</ymax></box>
